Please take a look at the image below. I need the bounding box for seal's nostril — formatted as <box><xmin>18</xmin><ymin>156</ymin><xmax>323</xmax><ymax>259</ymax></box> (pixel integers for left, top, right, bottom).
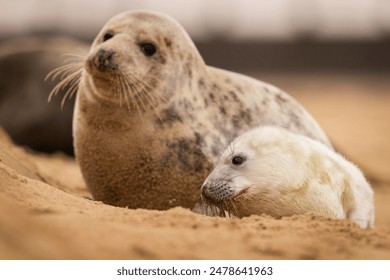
<box><xmin>98</xmin><ymin>48</ymin><xmax>115</xmax><ymax>62</ymax></box>
<box><xmin>96</xmin><ymin>48</ymin><xmax>116</xmax><ymax>71</ymax></box>
<box><xmin>201</xmin><ymin>186</ymin><xmax>209</xmax><ymax>199</ymax></box>
<box><xmin>201</xmin><ymin>185</ymin><xmax>215</xmax><ymax>202</ymax></box>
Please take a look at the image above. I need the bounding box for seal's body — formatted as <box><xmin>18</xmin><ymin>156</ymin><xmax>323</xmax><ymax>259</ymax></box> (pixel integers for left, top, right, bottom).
<box><xmin>201</xmin><ymin>126</ymin><xmax>374</xmax><ymax>228</ymax></box>
<box><xmin>56</xmin><ymin>10</ymin><xmax>332</xmax><ymax>210</ymax></box>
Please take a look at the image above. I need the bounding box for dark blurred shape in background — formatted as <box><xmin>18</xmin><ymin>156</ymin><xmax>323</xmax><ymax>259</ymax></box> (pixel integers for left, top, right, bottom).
<box><xmin>0</xmin><ymin>0</ymin><xmax>389</xmax><ymax>155</ymax></box>
<box><xmin>0</xmin><ymin>37</ymin><xmax>88</xmax><ymax>155</ymax></box>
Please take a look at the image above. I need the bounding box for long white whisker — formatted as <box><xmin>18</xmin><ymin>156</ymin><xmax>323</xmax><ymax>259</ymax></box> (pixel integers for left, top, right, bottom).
<box><xmin>48</xmin><ymin>68</ymin><xmax>82</xmax><ymax>103</ymax></box>
<box><xmin>134</xmin><ymin>78</ymin><xmax>158</xmax><ymax>106</ymax></box>
<box><xmin>228</xmin><ymin>198</ymin><xmax>240</xmax><ymax>217</ymax></box>
<box><xmin>120</xmin><ymin>73</ymin><xmax>148</xmax><ymax>115</ymax></box>
<box><xmin>119</xmin><ymin>76</ymin><xmax>131</xmax><ymax>109</ymax></box>
<box><xmin>131</xmin><ymin>74</ymin><xmax>167</xmax><ymax>103</ymax></box>
<box><xmin>135</xmin><ymin>86</ymin><xmax>161</xmax><ymax>118</ymax></box>
<box><xmin>45</xmin><ymin>63</ymin><xmax>79</xmax><ymax>81</ymax></box>
<box><xmin>46</xmin><ymin>51</ymin><xmax>85</xmax><ymax>106</ymax></box>
<box><xmin>115</xmin><ymin>75</ymin><xmax>123</xmax><ymax>107</ymax></box>
<box><xmin>128</xmin><ymin>83</ymin><xmax>144</xmax><ymax>119</ymax></box>
<box><xmin>120</xmin><ymin>76</ymin><xmax>133</xmax><ymax>112</ymax></box>
<box><xmin>60</xmin><ymin>75</ymin><xmax>80</xmax><ymax>108</ymax></box>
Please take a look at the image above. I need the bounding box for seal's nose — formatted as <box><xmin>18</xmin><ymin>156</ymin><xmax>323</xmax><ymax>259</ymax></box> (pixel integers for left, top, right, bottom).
<box><xmin>201</xmin><ymin>183</ymin><xmax>221</xmax><ymax>205</ymax></box>
<box><xmin>201</xmin><ymin>184</ymin><xmax>213</xmax><ymax>201</ymax></box>
<box><xmin>201</xmin><ymin>180</ymin><xmax>235</xmax><ymax>205</ymax></box>
<box><xmin>95</xmin><ymin>48</ymin><xmax>116</xmax><ymax>71</ymax></box>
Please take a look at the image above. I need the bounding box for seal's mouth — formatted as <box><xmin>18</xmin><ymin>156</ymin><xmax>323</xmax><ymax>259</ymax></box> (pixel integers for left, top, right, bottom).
<box><xmin>201</xmin><ymin>184</ymin><xmax>249</xmax><ymax>206</ymax></box>
<box><xmin>200</xmin><ymin>186</ymin><xmax>250</xmax><ymax>218</ymax></box>
<box><xmin>201</xmin><ymin>188</ymin><xmax>224</xmax><ymax>205</ymax></box>
<box><xmin>234</xmin><ymin>187</ymin><xmax>250</xmax><ymax>198</ymax></box>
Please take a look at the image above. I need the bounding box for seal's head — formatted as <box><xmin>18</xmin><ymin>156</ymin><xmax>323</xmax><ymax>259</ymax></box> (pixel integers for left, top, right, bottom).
<box><xmin>84</xmin><ymin>10</ymin><xmax>205</xmax><ymax>108</ymax></box>
<box><xmin>48</xmin><ymin>10</ymin><xmax>206</xmax><ymax>110</ymax></box>
<box><xmin>200</xmin><ymin>126</ymin><xmax>375</xmax><ymax>229</ymax></box>
<box><xmin>200</xmin><ymin>126</ymin><xmax>309</xmax><ymax>217</ymax></box>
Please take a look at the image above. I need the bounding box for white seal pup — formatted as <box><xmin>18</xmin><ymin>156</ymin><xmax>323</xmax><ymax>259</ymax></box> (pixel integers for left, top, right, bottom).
<box><xmin>201</xmin><ymin>126</ymin><xmax>374</xmax><ymax>229</ymax></box>
<box><xmin>49</xmin><ymin>10</ymin><xmax>332</xmax><ymax>210</ymax></box>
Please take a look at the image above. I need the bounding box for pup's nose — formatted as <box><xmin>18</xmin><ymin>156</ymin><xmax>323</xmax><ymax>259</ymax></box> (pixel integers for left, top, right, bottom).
<box><xmin>201</xmin><ymin>180</ymin><xmax>235</xmax><ymax>205</ymax></box>
<box><xmin>201</xmin><ymin>184</ymin><xmax>212</xmax><ymax>200</ymax></box>
<box><xmin>201</xmin><ymin>183</ymin><xmax>221</xmax><ymax>204</ymax></box>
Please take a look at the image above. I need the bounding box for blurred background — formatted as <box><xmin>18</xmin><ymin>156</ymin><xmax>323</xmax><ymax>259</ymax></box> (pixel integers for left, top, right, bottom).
<box><xmin>2</xmin><ymin>0</ymin><xmax>390</xmax><ymax>71</ymax></box>
<box><xmin>0</xmin><ymin>0</ymin><xmax>389</xmax><ymax>183</ymax></box>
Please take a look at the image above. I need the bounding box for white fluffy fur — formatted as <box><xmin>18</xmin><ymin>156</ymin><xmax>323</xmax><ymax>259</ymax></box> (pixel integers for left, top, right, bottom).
<box><xmin>202</xmin><ymin>126</ymin><xmax>374</xmax><ymax>228</ymax></box>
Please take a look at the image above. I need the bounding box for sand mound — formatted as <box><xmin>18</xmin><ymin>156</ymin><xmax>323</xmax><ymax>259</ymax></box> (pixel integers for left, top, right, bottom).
<box><xmin>1</xmin><ymin>73</ymin><xmax>390</xmax><ymax>259</ymax></box>
<box><xmin>1</xmin><ymin>126</ymin><xmax>390</xmax><ymax>260</ymax></box>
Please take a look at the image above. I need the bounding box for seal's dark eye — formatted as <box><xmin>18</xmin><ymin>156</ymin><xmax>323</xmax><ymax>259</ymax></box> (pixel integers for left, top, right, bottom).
<box><xmin>140</xmin><ymin>42</ymin><xmax>157</xmax><ymax>56</ymax></box>
<box><xmin>232</xmin><ymin>155</ymin><xmax>245</xmax><ymax>166</ymax></box>
<box><xmin>103</xmin><ymin>32</ymin><xmax>114</xmax><ymax>42</ymax></box>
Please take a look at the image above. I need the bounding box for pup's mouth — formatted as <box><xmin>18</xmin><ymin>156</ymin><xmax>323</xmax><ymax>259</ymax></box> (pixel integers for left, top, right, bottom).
<box><xmin>235</xmin><ymin>187</ymin><xmax>249</xmax><ymax>197</ymax></box>
<box><xmin>201</xmin><ymin>188</ymin><xmax>224</xmax><ymax>205</ymax></box>
<box><xmin>200</xmin><ymin>186</ymin><xmax>250</xmax><ymax>218</ymax></box>
<box><xmin>201</xmin><ymin>186</ymin><xmax>249</xmax><ymax>206</ymax></box>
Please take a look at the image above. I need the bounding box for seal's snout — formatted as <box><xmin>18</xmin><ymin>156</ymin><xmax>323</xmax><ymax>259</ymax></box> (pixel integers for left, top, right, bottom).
<box><xmin>201</xmin><ymin>181</ymin><xmax>234</xmax><ymax>205</ymax></box>
<box><xmin>201</xmin><ymin>184</ymin><xmax>215</xmax><ymax>203</ymax></box>
<box><xmin>95</xmin><ymin>48</ymin><xmax>117</xmax><ymax>71</ymax></box>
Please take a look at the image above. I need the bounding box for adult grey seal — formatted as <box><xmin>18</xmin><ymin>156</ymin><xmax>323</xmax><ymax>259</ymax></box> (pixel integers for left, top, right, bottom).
<box><xmin>201</xmin><ymin>126</ymin><xmax>374</xmax><ymax>228</ymax></box>
<box><xmin>49</xmin><ymin>10</ymin><xmax>332</xmax><ymax>210</ymax></box>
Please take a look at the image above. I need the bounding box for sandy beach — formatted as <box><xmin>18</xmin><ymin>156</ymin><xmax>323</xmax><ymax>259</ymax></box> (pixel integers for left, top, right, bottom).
<box><xmin>1</xmin><ymin>72</ymin><xmax>389</xmax><ymax>259</ymax></box>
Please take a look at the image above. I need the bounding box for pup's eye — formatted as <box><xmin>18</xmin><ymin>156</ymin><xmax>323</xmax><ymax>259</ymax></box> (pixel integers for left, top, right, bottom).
<box><xmin>140</xmin><ymin>42</ymin><xmax>157</xmax><ymax>56</ymax></box>
<box><xmin>103</xmin><ymin>32</ymin><xmax>114</xmax><ymax>42</ymax></box>
<box><xmin>232</xmin><ymin>155</ymin><xmax>245</xmax><ymax>166</ymax></box>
